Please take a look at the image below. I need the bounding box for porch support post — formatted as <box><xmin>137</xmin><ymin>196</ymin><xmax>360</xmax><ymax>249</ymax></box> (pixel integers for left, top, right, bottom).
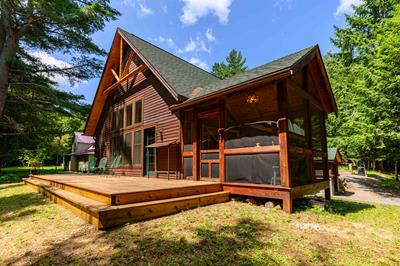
<box><xmin>192</xmin><ymin>109</ymin><xmax>198</xmax><ymax>180</ymax></box>
<box><xmin>277</xmin><ymin>80</ymin><xmax>291</xmax><ymax>188</ymax></box>
<box><xmin>321</xmin><ymin>111</ymin><xmax>331</xmax><ymax>200</ymax></box>
<box><xmin>277</xmin><ymin>79</ymin><xmax>293</xmax><ymax>213</ymax></box>
<box><xmin>167</xmin><ymin>145</ymin><xmax>170</xmax><ymax>180</ymax></box>
<box><xmin>219</xmin><ymin>99</ymin><xmax>225</xmax><ymax>182</ymax></box>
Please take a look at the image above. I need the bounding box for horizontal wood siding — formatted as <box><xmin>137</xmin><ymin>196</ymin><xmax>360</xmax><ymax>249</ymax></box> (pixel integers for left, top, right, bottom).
<box><xmin>95</xmin><ymin>56</ymin><xmax>181</xmax><ymax>176</ymax></box>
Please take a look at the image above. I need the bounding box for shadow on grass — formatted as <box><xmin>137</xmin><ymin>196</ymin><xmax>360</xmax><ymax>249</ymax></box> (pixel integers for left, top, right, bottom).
<box><xmin>0</xmin><ymin>183</ymin><xmax>24</xmax><ymax>190</ymax></box>
<box><xmin>326</xmin><ymin>199</ymin><xmax>375</xmax><ymax>215</ymax></box>
<box><xmin>0</xmin><ymin>192</ymin><xmax>47</xmax><ymax>222</ymax></box>
<box><xmin>5</xmin><ymin>217</ymin><xmax>296</xmax><ymax>265</ymax></box>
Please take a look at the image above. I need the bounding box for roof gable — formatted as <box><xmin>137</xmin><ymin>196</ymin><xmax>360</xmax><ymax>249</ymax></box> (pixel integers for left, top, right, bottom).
<box><xmin>119</xmin><ymin>29</ymin><xmax>219</xmax><ymax>99</ymax></box>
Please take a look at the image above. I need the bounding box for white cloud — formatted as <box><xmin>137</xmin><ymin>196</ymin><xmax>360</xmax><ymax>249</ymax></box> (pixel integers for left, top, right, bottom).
<box><xmin>181</xmin><ymin>35</ymin><xmax>210</xmax><ymax>54</ymax></box>
<box><xmin>121</xmin><ymin>0</ymin><xmax>154</xmax><ymax>17</ymax></box>
<box><xmin>180</xmin><ymin>0</ymin><xmax>233</xmax><ymax>25</ymax></box>
<box><xmin>156</xmin><ymin>36</ymin><xmax>176</xmax><ymax>49</ymax></box>
<box><xmin>187</xmin><ymin>57</ymin><xmax>209</xmax><ymax>71</ymax></box>
<box><xmin>161</xmin><ymin>5</ymin><xmax>168</xmax><ymax>13</ymax></box>
<box><xmin>334</xmin><ymin>0</ymin><xmax>362</xmax><ymax>16</ymax></box>
<box><xmin>205</xmin><ymin>28</ymin><xmax>216</xmax><ymax>42</ymax></box>
<box><xmin>31</xmin><ymin>51</ymin><xmax>81</xmax><ymax>90</ymax></box>
<box><xmin>274</xmin><ymin>0</ymin><xmax>293</xmax><ymax>9</ymax></box>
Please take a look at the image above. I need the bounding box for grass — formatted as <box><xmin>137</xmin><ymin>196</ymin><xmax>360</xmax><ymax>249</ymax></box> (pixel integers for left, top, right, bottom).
<box><xmin>1</xmin><ymin>183</ymin><xmax>400</xmax><ymax>265</ymax></box>
<box><xmin>0</xmin><ymin>166</ymin><xmax>67</xmax><ymax>184</ymax></box>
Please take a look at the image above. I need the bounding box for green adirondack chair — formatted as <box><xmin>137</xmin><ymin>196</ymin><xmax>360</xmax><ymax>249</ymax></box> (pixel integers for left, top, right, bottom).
<box><xmin>97</xmin><ymin>157</ymin><xmax>107</xmax><ymax>171</ymax></box>
<box><xmin>111</xmin><ymin>155</ymin><xmax>122</xmax><ymax>168</ymax></box>
<box><xmin>87</xmin><ymin>156</ymin><xmax>97</xmax><ymax>173</ymax></box>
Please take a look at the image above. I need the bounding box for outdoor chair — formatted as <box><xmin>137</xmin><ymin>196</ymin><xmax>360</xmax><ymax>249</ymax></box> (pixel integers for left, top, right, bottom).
<box><xmin>87</xmin><ymin>156</ymin><xmax>96</xmax><ymax>173</ymax></box>
<box><xmin>111</xmin><ymin>155</ymin><xmax>122</xmax><ymax>168</ymax></box>
<box><xmin>97</xmin><ymin>157</ymin><xmax>107</xmax><ymax>172</ymax></box>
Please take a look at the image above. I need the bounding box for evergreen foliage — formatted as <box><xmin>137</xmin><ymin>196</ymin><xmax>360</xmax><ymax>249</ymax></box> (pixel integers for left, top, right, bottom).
<box><xmin>212</xmin><ymin>49</ymin><xmax>248</xmax><ymax>79</ymax></box>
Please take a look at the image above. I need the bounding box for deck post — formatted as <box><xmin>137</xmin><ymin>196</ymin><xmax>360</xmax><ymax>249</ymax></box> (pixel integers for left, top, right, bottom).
<box><xmin>167</xmin><ymin>145</ymin><xmax>170</xmax><ymax>180</ymax></box>
<box><xmin>277</xmin><ymin>80</ymin><xmax>291</xmax><ymax>188</ymax></box>
<box><xmin>219</xmin><ymin>99</ymin><xmax>225</xmax><ymax>182</ymax></box>
<box><xmin>278</xmin><ymin>79</ymin><xmax>294</xmax><ymax>213</ymax></box>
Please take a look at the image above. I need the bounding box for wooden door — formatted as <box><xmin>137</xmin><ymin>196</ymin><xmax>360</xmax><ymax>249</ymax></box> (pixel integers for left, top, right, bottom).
<box><xmin>198</xmin><ymin>112</ymin><xmax>220</xmax><ymax>181</ymax></box>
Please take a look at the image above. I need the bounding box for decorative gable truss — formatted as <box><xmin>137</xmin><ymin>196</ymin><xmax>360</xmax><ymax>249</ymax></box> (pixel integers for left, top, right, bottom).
<box><xmin>102</xmin><ymin>36</ymin><xmax>147</xmax><ymax>96</ymax></box>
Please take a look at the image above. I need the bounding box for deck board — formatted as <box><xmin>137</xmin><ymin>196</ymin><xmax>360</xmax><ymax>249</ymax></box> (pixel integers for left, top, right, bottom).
<box><xmin>31</xmin><ymin>174</ymin><xmax>217</xmax><ymax>195</ymax></box>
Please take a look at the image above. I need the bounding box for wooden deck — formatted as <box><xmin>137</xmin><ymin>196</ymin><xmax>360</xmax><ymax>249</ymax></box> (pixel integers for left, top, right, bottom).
<box><xmin>24</xmin><ymin>175</ymin><xmax>229</xmax><ymax>229</ymax></box>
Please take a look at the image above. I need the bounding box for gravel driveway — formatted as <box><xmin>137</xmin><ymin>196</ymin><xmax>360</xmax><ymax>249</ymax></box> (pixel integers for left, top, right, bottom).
<box><xmin>335</xmin><ymin>172</ymin><xmax>400</xmax><ymax>206</ymax></box>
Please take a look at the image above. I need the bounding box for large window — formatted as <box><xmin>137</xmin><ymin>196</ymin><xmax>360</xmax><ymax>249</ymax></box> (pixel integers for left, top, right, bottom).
<box><xmin>118</xmin><ymin>109</ymin><xmax>124</xmax><ymax>129</ymax></box>
<box><xmin>134</xmin><ymin>100</ymin><xmax>142</xmax><ymax>125</ymax></box>
<box><xmin>123</xmin><ymin>133</ymin><xmax>132</xmax><ymax>166</ymax></box>
<box><xmin>111</xmin><ymin>111</ymin><xmax>117</xmax><ymax>130</ymax></box>
<box><xmin>183</xmin><ymin>110</ymin><xmax>193</xmax><ymax>152</ymax></box>
<box><xmin>125</xmin><ymin>104</ymin><xmax>132</xmax><ymax>127</ymax></box>
<box><xmin>133</xmin><ymin>130</ymin><xmax>142</xmax><ymax>165</ymax></box>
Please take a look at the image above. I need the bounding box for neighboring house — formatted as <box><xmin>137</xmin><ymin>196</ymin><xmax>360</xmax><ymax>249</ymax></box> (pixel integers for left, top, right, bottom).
<box><xmin>328</xmin><ymin>147</ymin><xmax>344</xmax><ymax>194</ymax></box>
<box><xmin>67</xmin><ymin>132</ymin><xmax>95</xmax><ymax>172</ymax></box>
<box><xmin>83</xmin><ymin>28</ymin><xmax>338</xmax><ymax>212</ymax></box>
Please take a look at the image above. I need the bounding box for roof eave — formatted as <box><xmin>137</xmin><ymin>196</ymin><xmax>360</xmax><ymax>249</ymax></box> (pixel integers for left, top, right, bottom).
<box><xmin>170</xmin><ymin>68</ymin><xmax>292</xmax><ymax>111</ymax></box>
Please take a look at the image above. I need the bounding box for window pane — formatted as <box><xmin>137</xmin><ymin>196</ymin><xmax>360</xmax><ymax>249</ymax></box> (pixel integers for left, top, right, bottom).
<box><xmin>211</xmin><ymin>163</ymin><xmax>219</xmax><ymax>179</ymax></box>
<box><xmin>112</xmin><ymin>111</ymin><xmax>117</xmax><ymax>130</ymax></box>
<box><xmin>200</xmin><ymin>117</ymin><xmax>219</xmax><ymax>150</ymax></box>
<box><xmin>311</xmin><ymin>107</ymin><xmax>323</xmax><ymax>151</ymax></box>
<box><xmin>135</xmin><ymin>100</ymin><xmax>142</xmax><ymax>124</ymax></box>
<box><xmin>287</xmin><ymin>88</ymin><xmax>307</xmax><ymax>148</ymax></box>
<box><xmin>125</xmin><ymin>104</ymin><xmax>132</xmax><ymax>127</ymax></box>
<box><xmin>225</xmin><ymin>153</ymin><xmax>280</xmax><ymax>185</ymax></box>
<box><xmin>118</xmin><ymin>109</ymin><xmax>124</xmax><ymax>128</ymax></box>
<box><xmin>183</xmin><ymin>110</ymin><xmax>193</xmax><ymax>152</ymax></box>
<box><xmin>133</xmin><ymin>130</ymin><xmax>142</xmax><ymax>165</ymax></box>
<box><xmin>201</xmin><ymin>152</ymin><xmax>219</xmax><ymax>160</ymax></box>
<box><xmin>183</xmin><ymin>157</ymin><xmax>193</xmax><ymax>180</ymax></box>
<box><xmin>201</xmin><ymin>163</ymin><xmax>209</xmax><ymax>177</ymax></box>
<box><xmin>123</xmin><ymin>133</ymin><xmax>132</xmax><ymax>166</ymax></box>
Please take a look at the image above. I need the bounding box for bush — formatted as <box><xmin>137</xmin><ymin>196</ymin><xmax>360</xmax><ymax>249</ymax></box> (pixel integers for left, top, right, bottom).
<box><xmin>0</xmin><ymin>174</ymin><xmax>22</xmax><ymax>184</ymax></box>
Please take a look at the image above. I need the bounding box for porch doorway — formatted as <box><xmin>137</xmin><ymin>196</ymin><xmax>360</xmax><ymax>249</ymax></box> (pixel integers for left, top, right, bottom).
<box><xmin>198</xmin><ymin>112</ymin><xmax>220</xmax><ymax>181</ymax></box>
<box><xmin>143</xmin><ymin>127</ymin><xmax>155</xmax><ymax>177</ymax></box>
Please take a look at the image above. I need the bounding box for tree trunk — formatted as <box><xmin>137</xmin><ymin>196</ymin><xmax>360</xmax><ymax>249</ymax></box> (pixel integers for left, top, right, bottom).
<box><xmin>0</xmin><ymin>6</ymin><xmax>18</xmax><ymax>120</ymax></box>
<box><xmin>395</xmin><ymin>160</ymin><xmax>398</xmax><ymax>182</ymax></box>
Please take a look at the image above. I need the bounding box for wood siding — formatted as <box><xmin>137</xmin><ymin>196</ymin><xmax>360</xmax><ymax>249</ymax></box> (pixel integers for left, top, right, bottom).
<box><xmin>95</xmin><ymin>53</ymin><xmax>181</xmax><ymax>175</ymax></box>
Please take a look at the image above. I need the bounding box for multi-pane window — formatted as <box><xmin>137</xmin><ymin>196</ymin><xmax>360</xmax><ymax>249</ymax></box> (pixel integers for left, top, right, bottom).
<box><xmin>133</xmin><ymin>130</ymin><xmax>142</xmax><ymax>165</ymax></box>
<box><xmin>134</xmin><ymin>100</ymin><xmax>142</xmax><ymax>124</ymax></box>
<box><xmin>125</xmin><ymin>104</ymin><xmax>132</xmax><ymax>127</ymax></box>
<box><xmin>118</xmin><ymin>109</ymin><xmax>124</xmax><ymax>129</ymax></box>
<box><xmin>123</xmin><ymin>133</ymin><xmax>132</xmax><ymax>166</ymax></box>
<box><xmin>111</xmin><ymin>111</ymin><xmax>117</xmax><ymax>130</ymax></box>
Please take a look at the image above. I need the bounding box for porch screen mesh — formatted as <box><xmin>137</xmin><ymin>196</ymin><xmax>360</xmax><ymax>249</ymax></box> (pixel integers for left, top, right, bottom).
<box><xmin>290</xmin><ymin>154</ymin><xmax>309</xmax><ymax>186</ymax></box>
<box><xmin>225</xmin><ymin>153</ymin><xmax>280</xmax><ymax>185</ymax></box>
<box><xmin>183</xmin><ymin>157</ymin><xmax>193</xmax><ymax>180</ymax></box>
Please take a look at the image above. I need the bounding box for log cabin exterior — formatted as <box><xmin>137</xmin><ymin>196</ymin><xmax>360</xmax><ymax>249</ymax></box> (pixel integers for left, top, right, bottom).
<box><xmin>83</xmin><ymin>28</ymin><xmax>338</xmax><ymax>212</ymax></box>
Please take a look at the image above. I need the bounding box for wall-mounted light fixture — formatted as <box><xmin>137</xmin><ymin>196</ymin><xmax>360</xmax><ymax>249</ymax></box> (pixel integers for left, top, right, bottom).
<box><xmin>246</xmin><ymin>93</ymin><xmax>259</xmax><ymax>104</ymax></box>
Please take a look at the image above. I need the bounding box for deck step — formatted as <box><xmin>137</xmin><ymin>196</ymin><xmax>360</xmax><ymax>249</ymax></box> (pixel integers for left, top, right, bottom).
<box><xmin>24</xmin><ymin>178</ymin><xmax>230</xmax><ymax>229</ymax></box>
<box><xmin>98</xmin><ymin>191</ymin><xmax>230</xmax><ymax>228</ymax></box>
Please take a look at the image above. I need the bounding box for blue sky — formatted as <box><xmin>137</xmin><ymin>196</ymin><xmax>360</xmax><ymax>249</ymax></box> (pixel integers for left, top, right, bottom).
<box><xmin>44</xmin><ymin>0</ymin><xmax>361</xmax><ymax>103</ymax></box>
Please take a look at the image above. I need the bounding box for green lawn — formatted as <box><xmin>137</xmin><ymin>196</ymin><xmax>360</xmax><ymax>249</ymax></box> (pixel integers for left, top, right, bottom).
<box><xmin>0</xmin><ymin>166</ymin><xmax>67</xmax><ymax>184</ymax></box>
<box><xmin>1</xmin><ymin>183</ymin><xmax>399</xmax><ymax>265</ymax></box>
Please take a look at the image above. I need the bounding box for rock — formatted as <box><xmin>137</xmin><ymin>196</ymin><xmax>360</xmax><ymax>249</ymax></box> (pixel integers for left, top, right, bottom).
<box><xmin>245</xmin><ymin>198</ymin><xmax>256</xmax><ymax>204</ymax></box>
<box><xmin>274</xmin><ymin>204</ymin><xmax>282</xmax><ymax>210</ymax></box>
<box><xmin>264</xmin><ymin>201</ymin><xmax>275</xmax><ymax>208</ymax></box>
<box><xmin>308</xmin><ymin>199</ymin><xmax>325</xmax><ymax>208</ymax></box>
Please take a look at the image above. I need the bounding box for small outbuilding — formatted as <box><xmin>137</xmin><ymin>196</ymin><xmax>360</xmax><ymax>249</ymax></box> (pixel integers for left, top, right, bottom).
<box><xmin>66</xmin><ymin>132</ymin><xmax>95</xmax><ymax>172</ymax></box>
<box><xmin>328</xmin><ymin>147</ymin><xmax>344</xmax><ymax>194</ymax></box>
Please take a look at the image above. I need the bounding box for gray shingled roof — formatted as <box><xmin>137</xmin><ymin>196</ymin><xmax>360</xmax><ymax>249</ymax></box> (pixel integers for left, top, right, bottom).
<box><xmin>120</xmin><ymin>28</ymin><xmax>316</xmax><ymax>102</ymax></box>
<box><xmin>120</xmin><ymin>29</ymin><xmax>219</xmax><ymax>98</ymax></box>
<box><xmin>188</xmin><ymin>45</ymin><xmax>316</xmax><ymax>100</ymax></box>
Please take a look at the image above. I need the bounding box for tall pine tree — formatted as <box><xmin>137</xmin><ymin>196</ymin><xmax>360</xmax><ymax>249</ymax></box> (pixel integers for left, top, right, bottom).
<box><xmin>212</xmin><ymin>49</ymin><xmax>247</xmax><ymax>79</ymax></box>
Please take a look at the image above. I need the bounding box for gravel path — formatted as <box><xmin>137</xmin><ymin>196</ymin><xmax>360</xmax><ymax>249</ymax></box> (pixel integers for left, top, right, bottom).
<box><xmin>335</xmin><ymin>172</ymin><xmax>400</xmax><ymax>206</ymax></box>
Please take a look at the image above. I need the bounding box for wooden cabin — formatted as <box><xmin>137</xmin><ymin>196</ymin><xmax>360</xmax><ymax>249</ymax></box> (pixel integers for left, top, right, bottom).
<box><xmin>84</xmin><ymin>28</ymin><xmax>338</xmax><ymax>213</ymax></box>
<box><xmin>328</xmin><ymin>147</ymin><xmax>344</xmax><ymax>194</ymax></box>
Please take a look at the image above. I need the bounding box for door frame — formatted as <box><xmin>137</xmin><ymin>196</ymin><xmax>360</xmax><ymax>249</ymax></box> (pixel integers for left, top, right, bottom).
<box><xmin>197</xmin><ymin>109</ymin><xmax>221</xmax><ymax>182</ymax></box>
<box><xmin>143</xmin><ymin>127</ymin><xmax>156</xmax><ymax>177</ymax></box>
